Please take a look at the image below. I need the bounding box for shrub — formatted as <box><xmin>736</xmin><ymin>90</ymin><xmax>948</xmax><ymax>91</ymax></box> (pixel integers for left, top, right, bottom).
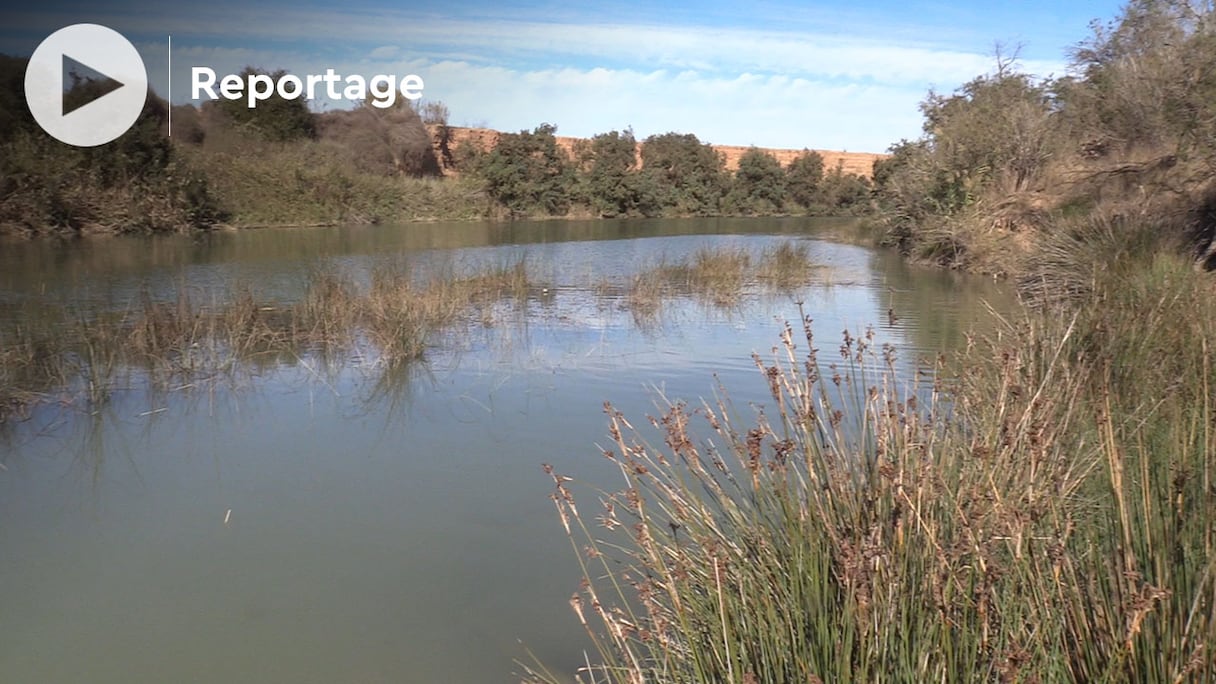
<box><xmin>575</xmin><ymin>129</ymin><xmax>660</xmax><ymax>217</ymax></box>
<box><xmin>316</xmin><ymin>101</ymin><xmax>440</xmax><ymax>177</ymax></box>
<box><xmin>476</xmin><ymin>123</ymin><xmax>575</xmax><ymax>217</ymax></box>
<box><xmin>640</xmin><ymin>132</ymin><xmax>728</xmax><ymax>215</ymax></box>
<box><xmin>208</xmin><ymin>67</ymin><xmax>316</xmax><ymax>142</ymax></box>
<box><xmin>724</xmin><ymin>147</ymin><xmax>786</xmax><ymax>215</ymax></box>
<box><xmin>786</xmin><ymin>149</ymin><xmax>825</xmax><ymax>210</ymax></box>
<box><xmin>0</xmin><ymin>68</ymin><xmax>223</xmax><ymax>235</ymax></box>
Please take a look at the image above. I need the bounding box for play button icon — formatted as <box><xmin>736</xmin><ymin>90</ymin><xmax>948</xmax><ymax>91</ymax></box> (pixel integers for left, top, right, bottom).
<box><xmin>24</xmin><ymin>24</ymin><xmax>148</xmax><ymax>147</ymax></box>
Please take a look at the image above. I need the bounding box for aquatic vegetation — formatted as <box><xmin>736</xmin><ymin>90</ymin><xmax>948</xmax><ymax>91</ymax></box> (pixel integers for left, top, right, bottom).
<box><xmin>0</xmin><ymin>242</ymin><xmax>821</xmax><ymax>423</ymax></box>
<box><xmin>0</xmin><ymin>257</ymin><xmax>539</xmax><ymax>420</ymax></box>
<box><xmin>623</xmin><ymin>242</ymin><xmax>819</xmax><ymax>320</ymax></box>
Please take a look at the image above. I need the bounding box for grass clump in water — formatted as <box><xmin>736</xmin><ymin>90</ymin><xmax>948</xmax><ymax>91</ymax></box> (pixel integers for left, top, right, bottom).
<box><xmin>625</xmin><ymin>241</ymin><xmax>819</xmax><ymax>320</ymax></box>
<box><xmin>0</xmin><ymin>258</ymin><xmax>538</xmax><ymax>420</ymax></box>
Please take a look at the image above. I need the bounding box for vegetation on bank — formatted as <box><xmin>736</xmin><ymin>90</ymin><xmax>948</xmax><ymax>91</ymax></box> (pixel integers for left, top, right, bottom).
<box><xmin>535</xmin><ymin>250</ymin><xmax>1216</xmax><ymax>682</ymax></box>
<box><xmin>0</xmin><ymin>59</ymin><xmax>872</xmax><ymax>237</ymax></box>
<box><xmin>0</xmin><ymin>56</ymin><xmax>225</xmax><ymax>236</ymax></box>
<box><xmin>474</xmin><ymin>126</ymin><xmax>871</xmax><ymax>220</ymax></box>
<box><xmin>869</xmin><ymin>0</ymin><xmax>1216</xmax><ymax>283</ymax></box>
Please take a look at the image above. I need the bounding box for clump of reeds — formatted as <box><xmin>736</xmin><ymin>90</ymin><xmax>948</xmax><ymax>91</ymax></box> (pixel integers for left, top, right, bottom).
<box><xmin>361</xmin><ymin>268</ymin><xmax>453</xmax><ymax>363</ymax></box>
<box><xmin>462</xmin><ymin>258</ymin><xmax>532</xmax><ymax>302</ymax></box>
<box><xmin>678</xmin><ymin>247</ymin><xmax>752</xmax><ymax>304</ymax></box>
<box><xmin>0</xmin><ymin>258</ymin><xmax>539</xmax><ymax>421</ymax></box>
<box><xmin>292</xmin><ymin>270</ymin><xmax>358</xmax><ymax>350</ymax></box>
<box><xmin>0</xmin><ymin>319</ymin><xmax>68</xmax><ymax>422</ymax></box>
<box><xmin>624</xmin><ymin>259</ymin><xmax>678</xmax><ymax>321</ymax></box>
<box><xmin>755</xmin><ymin>240</ymin><xmax>815</xmax><ymax>289</ymax></box>
<box><xmin>532</xmin><ymin>252</ymin><xmax>1216</xmax><ymax>683</ymax></box>
<box><xmin>624</xmin><ymin>242</ymin><xmax>819</xmax><ymax>320</ymax></box>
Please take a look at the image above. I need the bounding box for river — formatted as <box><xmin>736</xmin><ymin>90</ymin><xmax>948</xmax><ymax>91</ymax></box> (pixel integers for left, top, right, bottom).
<box><xmin>0</xmin><ymin>217</ymin><xmax>1011</xmax><ymax>682</ymax></box>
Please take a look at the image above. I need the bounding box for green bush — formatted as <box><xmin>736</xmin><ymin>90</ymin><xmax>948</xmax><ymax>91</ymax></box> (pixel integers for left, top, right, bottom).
<box><xmin>816</xmin><ymin>163</ymin><xmax>873</xmax><ymax>214</ymax></box>
<box><xmin>574</xmin><ymin>129</ymin><xmax>660</xmax><ymax>217</ymax></box>
<box><xmin>475</xmin><ymin>123</ymin><xmax>575</xmax><ymax>217</ymax></box>
<box><xmin>785</xmin><ymin>149</ymin><xmax>825</xmax><ymax>210</ymax></box>
<box><xmin>640</xmin><ymin>132</ymin><xmax>728</xmax><ymax>215</ymax></box>
<box><xmin>724</xmin><ymin>147</ymin><xmax>786</xmax><ymax>215</ymax></box>
<box><xmin>208</xmin><ymin>67</ymin><xmax>316</xmax><ymax>142</ymax></box>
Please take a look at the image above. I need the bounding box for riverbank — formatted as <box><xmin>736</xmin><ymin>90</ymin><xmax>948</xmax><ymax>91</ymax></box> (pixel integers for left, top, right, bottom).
<box><xmin>865</xmin><ymin>6</ymin><xmax>1216</xmax><ymax>290</ymax></box>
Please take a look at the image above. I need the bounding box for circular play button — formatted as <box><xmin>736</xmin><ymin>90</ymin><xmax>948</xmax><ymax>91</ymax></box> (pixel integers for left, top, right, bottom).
<box><xmin>24</xmin><ymin>24</ymin><xmax>148</xmax><ymax>147</ymax></box>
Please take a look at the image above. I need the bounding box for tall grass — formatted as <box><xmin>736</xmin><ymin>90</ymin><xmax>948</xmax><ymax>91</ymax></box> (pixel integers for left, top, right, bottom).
<box><xmin>533</xmin><ymin>251</ymin><xmax>1216</xmax><ymax>683</ymax></box>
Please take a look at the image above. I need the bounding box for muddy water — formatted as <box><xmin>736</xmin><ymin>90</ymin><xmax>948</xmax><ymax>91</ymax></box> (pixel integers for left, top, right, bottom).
<box><xmin>0</xmin><ymin>217</ymin><xmax>1012</xmax><ymax>683</ymax></box>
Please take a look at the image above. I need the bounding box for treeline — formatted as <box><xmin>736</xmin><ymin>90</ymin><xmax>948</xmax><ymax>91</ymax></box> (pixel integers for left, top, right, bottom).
<box><xmin>0</xmin><ymin>59</ymin><xmax>873</xmax><ymax>236</ymax></box>
<box><xmin>461</xmin><ymin>124</ymin><xmax>872</xmax><ymax>219</ymax></box>
<box><xmin>868</xmin><ymin>0</ymin><xmax>1216</xmax><ymax>284</ymax></box>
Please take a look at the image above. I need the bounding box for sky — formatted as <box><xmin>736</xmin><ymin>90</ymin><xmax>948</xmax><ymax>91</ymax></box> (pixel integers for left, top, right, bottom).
<box><xmin>0</xmin><ymin>0</ymin><xmax>1128</xmax><ymax>152</ymax></box>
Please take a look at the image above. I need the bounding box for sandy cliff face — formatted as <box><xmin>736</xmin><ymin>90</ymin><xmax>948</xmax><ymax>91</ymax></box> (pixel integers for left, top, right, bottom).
<box><xmin>427</xmin><ymin>125</ymin><xmax>885</xmax><ymax>178</ymax></box>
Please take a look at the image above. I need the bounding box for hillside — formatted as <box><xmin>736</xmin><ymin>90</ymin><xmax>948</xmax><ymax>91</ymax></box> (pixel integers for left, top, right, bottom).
<box><xmin>427</xmin><ymin>125</ymin><xmax>884</xmax><ymax>178</ymax></box>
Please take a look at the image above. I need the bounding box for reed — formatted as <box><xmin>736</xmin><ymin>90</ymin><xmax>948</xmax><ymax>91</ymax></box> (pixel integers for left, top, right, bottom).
<box><xmin>624</xmin><ymin>242</ymin><xmax>819</xmax><ymax>319</ymax></box>
<box><xmin>531</xmin><ymin>250</ymin><xmax>1216</xmax><ymax>683</ymax></box>
<box><xmin>0</xmin><ymin>258</ymin><xmax>540</xmax><ymax>420</ymax></box>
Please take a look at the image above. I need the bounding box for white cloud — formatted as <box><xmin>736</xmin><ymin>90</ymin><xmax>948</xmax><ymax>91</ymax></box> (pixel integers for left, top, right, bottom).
<box><xmin>368</xmin><ymin>45</ymin><xmax>400</xmax><ymax>59</ymax></box>
<box><xmin>115</xmin><ymin>7</ymin><xmax>1070</xmax><ymax>151</ymax></box>
<box><xmin>121</xmin><ymin>7</ymin><xmax>1067</xmax><ymax>84</ymax></box>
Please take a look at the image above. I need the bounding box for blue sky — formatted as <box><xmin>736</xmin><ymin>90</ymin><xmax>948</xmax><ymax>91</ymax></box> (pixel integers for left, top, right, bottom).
<box><xmin>1</xmin><ymin>0</ymin><xmax>1126</xmax><ymax>151</ymax></box>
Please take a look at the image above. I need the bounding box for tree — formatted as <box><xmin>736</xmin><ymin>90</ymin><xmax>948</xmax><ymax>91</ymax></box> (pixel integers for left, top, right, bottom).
<box><xmin>416</xmin><ymin>100</ymin><xmax>450</xmax><ymax>126</ymax></box>
<box><xmin>920</xmin><ymin>71</ymin><xmax>1055</xmax><ymax>195</ymax></box>
<box><xmin>817</xmin><ymin>164</ymin><xmax>872</xmax><ymax>214</ymax></box>
<box><xmin>477</xmin><ymin>123</ymin><xmax>575</xmax><ymax>217</ymax></box>
<box><xmin>211</xmin><ymin>67</ymin><xmax>316</xmax><ymax>142</ymax></box>
<box><xmin>414</xmin><ymin>100</ymin><xmax>456</xmax><ymax>172</ymax></box>
<box><xmin>1064</xmin><ymin>0</ymin><xmax>1216</xmax><ymax>156</ymax></box>
<box><xmin>639</xmin><ymin>132</ymin><xmax>727</xmax><ymax>215</ymax></box>
<box><xmin>725</xmin><ymin>147</ymin><xmax>786</xmax><ymax>214</ymax></box>
<box><xmin>317</xmin><ymin>99</ymin><xmax>440</xmax><ymax>177</ymax></box>
<box><xmin>785</xmin><ymin>150</ymin><xmax>825</xmax><ymax>210</ymax></box>
<box><xmin>576</xmin><ymin>129</ymin><xmax>659</xmax><ymax>217</ymax></box>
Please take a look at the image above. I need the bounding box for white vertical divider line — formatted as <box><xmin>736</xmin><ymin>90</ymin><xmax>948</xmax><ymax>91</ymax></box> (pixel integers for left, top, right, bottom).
<box><xmin>167</xmin><ymin>34</ymin><xmax>172</xmax><ymax>136</ymax></box>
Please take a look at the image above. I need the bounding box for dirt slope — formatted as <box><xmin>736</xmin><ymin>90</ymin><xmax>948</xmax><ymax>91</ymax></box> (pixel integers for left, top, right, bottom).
<box><xmin>428</xmin><ymin>126</ymin><xmax>885</xmax><ymax>178</ymax></box>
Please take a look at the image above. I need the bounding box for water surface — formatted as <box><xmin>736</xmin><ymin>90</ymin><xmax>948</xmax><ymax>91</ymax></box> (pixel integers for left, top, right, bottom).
<box><xmin>0</xmin><ymin>218</ymin><xmax>1011</xmax><ymax>682</ymax></box>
